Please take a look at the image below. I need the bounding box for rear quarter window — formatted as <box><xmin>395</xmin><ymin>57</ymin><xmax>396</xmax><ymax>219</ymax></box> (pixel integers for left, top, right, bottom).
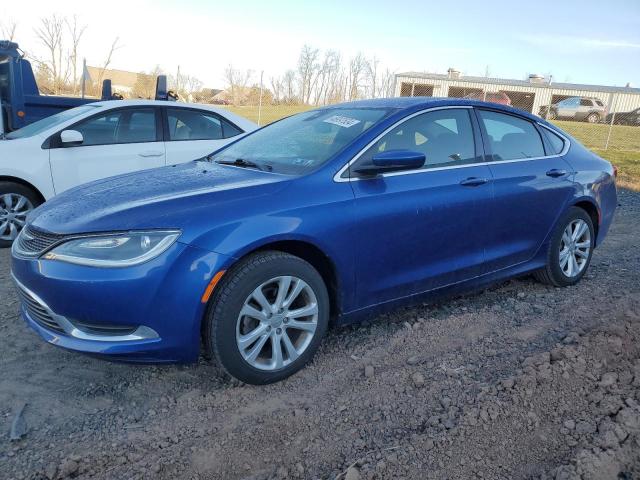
<box><xmin>541</xmin><ymin>127</ymin><xmax>566</xmax><ymax>155</ymax></box>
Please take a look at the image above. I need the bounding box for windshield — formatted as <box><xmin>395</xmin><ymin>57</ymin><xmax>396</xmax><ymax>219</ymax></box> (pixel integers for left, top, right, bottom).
<box><xmin>5</xmin><ymin>104</ymin><xmax>101</xmax><ymax>140</ymax></box>
<box><xmin>211</xmin><ymin>107</ymin><xmax>394</xmax><ymax>175</ymax></box>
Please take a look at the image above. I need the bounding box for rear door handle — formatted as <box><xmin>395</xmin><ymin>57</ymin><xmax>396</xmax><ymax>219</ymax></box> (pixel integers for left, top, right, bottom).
<box><xmin>460</xmin><ymin>177</ymin><xmax>488</xmax><ymax>187</ymax></box>
<box><xmin>138</xmin><ymin>150</ymin><xmax>164</xmax><ymax>158</ymax></box>
<box><xmin>546</xmin><ymin>169</ymin><xmax>567</xmax><ymax>178</ymax></box>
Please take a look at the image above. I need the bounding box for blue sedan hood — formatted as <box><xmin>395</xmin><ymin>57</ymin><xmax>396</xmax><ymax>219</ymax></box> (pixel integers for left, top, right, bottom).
<box><xmin>30</xmin><ymin>161</ymin><xmax>290</xmax><ymax>240</ymax></box>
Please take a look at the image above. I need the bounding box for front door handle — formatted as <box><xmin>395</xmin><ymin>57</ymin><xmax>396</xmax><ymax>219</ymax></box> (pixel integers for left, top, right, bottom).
<box><xmin>138</xmin><ymin>151</ymin><xmax>164</xmax><ymax>158</ymax></box>
<box><xmin>546</xmin><ymin>169</ymin><xmax>567</xmax><ymax>178</ymax></box>
<box><xmin>460</xmin><ymin>177</ymin><xmax>488</xmax><ymax>187</ymax></box>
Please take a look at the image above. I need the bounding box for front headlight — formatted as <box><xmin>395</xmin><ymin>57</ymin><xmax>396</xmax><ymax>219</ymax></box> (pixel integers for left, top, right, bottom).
<box><xmin>42</xmin><ymin>230</ymin><xmax>181</xmax><ymax>267</ymax></box>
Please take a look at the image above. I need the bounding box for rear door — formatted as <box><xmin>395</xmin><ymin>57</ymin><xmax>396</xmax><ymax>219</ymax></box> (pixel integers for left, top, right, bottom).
<box><xmin>49</xmin><ymin>107</ymin><xmax>165</xmax><ymax>193</ymax></box>
<box><xmin>578</xmin><ymin>98</ymin><xmax>594</xmax><ymax>121</ymax></box>
<box><xmin>163</xmin><ymin>107</ymin><xmax>245</xmax><ymax>165</ymax></box>
<box><xmin>476</xmin><ymin>109</ymin><xmax>575</xmax><ymax>272</ymax></box>
<box><xmin>347</xmin><ymin>107</ymin><xmax>492</xmax><ymax>308</ymax></box>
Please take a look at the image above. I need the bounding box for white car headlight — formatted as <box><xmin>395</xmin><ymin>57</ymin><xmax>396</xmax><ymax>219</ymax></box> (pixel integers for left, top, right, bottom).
<box><xmin>42</xmin><ymin>230</ymin><xmax>180</xmax><ymax>267</ymax></box>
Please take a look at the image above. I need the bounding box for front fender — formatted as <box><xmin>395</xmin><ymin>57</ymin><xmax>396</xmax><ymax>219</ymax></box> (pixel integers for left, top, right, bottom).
<box><xmin>0</xmin><ymin>140</ymin><xmax>55</xmax><ymax>199</ymax></box>
<box><xmin>187</xmin><ymin>176</ymin><xmax>358</xmax><ymax>312</ymax></box>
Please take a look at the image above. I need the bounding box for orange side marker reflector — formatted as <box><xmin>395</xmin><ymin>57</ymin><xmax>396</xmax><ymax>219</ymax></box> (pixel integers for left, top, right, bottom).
<box><xmin>201</xmin><ymin>270</ymin><xmax>226</xmax><ymax>303</ymax></box>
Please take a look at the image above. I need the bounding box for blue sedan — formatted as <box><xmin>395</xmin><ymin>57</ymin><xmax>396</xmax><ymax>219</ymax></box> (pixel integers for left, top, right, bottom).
<box><xmin>11</xmin><ymin>98</ymin><xmax>617</xmax><ymax>384</ymax></box>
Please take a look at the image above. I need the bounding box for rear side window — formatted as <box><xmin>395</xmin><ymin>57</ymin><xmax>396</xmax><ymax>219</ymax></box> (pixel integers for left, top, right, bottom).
<box><xmin>353</xmin><ymin>108</ymin><xmax>477</xmax><ymax>173</ymax></box>
<box><xmin>478</xmin><ymin>110</ymin><xmax>545</xmax><ymax>161</ymax></box>
<box><xmin>580</xmin><ymin>99</ymin><xmax>593</xmax><ymax>107</ymax></box>
<box><xmin>541</xmin><ymin>127</ymin><xmax>566</xmax><ymax>155</ymax></box>
<box><xmin>167</xmin><ymin>108</ymin><xmax>243</xmax><ymax>141</ymax></box>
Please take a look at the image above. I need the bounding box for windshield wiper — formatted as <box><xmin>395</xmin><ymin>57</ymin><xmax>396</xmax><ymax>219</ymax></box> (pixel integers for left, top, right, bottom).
<box><xmin>215</xmin><ymin>158</ymin><xmax>272</xmax><ymax>171</ymax></box>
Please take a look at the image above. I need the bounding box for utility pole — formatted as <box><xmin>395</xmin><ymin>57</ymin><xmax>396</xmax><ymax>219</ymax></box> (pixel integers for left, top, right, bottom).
<box><xmin>257</xmin><ymin>70</ymin><xmax>264</xmax><ymax>126</ymax></box>
<box><xmin>81</xmin><ymin>58</ymin><xmax>87</xmax><ymax>99</ymax></box>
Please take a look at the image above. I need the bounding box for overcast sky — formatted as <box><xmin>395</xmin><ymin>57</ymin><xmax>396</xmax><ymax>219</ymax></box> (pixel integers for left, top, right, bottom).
<box><xmin>2</xmin><ymin>0</ymin><xmax>639</xmax><ymax>88</ymax></box>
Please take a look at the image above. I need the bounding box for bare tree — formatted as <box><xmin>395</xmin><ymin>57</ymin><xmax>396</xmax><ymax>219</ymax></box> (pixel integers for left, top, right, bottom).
<box><xmin>376</xmin><ymin>67</ymin><xmax>396</xmax><ymax>98</ymax></box>
<box><xmin>33</xmin><ymin>15</ymin><xmax>66</xmax><ymax>93</ymax></box>
<box><xmin>270</xmin><ymin>76</ymin><xmax>283</xmax><ymax>103</ymax></box>
<box><xmin>283</xmin><ymin>70</ymin><xmax>297</xmax><ymax>103</ymax></box>
<box><xmin>170</xmin><ymin>67</ymin><xmax>204</xmax><ymax>100</ymax></box>
<box><xmin>65</xmin><ymin>16</ymin><xmax>87</xmax><ymax>94</ymax></box>
<box><xmin>347</xmin><ymin>53</ymin><xmax>368</xmax><ymax>101</ymax></box>
<box><xmin>96</xmin><ymin>36</ymin><xmax>122</xmax><ymax>90</ymax></box>
<box><xmin>1</xmin><ymin>19</ymin><xmax>18</xmax><ymax>41</ymax></box>
<box><xmin>297</xmin><ymin>45</ymin><xmax>319</xmax><ymax>104</ymax></box>
<box><xmin>223</xmin><ymin>65</ymin><xmax>252</xmax><ymax>105</ymax></box>
<box><xmin>313</xmin><ymin>50</ymin><xmax>341</xmax><ymax>105</ymax></box>
<box><xmin>131</xmin><ymin>65</ymin><xmax>163</xmax><ymax>99</ymax></box>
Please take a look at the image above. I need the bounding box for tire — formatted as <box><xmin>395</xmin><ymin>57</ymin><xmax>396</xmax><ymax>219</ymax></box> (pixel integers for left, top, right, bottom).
<box><xmin>534</xmin><ymin>207</ymin><xmax>595</xmax><ymax>287</ymax></box>
<box><xmin>0</xmin><ymin>182</ymin><xmax>42</xmax><ymax>248</ymax></box>
<box><xmin>586</xmin><ymin>112</ymin><xmax>600</xmax><ymax>124</ymax></box>
<box><xmin>204</xmin><ymin>250</ymin><xmax>330</xmax><ymax>385</ymax></box>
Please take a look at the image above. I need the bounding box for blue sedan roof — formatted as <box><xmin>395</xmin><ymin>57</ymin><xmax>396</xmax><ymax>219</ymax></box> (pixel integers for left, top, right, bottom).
<box><xmin>325</xmin><ymin>97</ymin><xmax>544</xmax><ymax>123</ymax></box>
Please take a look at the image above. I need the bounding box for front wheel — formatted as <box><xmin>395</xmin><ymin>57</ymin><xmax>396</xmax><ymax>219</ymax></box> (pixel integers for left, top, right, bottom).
<box><xmin>534</xmin><ymin>207</ymin><xmax>594</xmax><ymax>287</ymax></box>
<box><xmin>204</xmin><ymin>251</ymin><xmax>330</xmax><ymax>385</ymax></box>
<box><xmin>0</xmin><ymin>182</ymin><xmax>41</xmax><ymax>248</ymax></box>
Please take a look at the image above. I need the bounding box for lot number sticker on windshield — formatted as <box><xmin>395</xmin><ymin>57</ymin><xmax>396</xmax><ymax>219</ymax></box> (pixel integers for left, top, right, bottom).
<box><xmin>323</xmin><ymin>115</ymin><xmax>361</xmax><ymax>128</ymax></box>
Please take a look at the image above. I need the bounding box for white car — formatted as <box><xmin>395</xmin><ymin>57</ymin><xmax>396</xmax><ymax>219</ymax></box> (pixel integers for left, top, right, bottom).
<box><xmin>0</xmin><ymin>100</ymin><xmax>256</xmax><ymax>246</ymax></box>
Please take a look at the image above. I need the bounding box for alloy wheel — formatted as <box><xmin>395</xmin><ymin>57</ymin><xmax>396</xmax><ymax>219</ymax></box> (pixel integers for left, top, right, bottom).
<box><xmin>236</xmin><ymin>275</ymin><xmax>319</xmax><ymax>371</ymax></box>
<box><xmin>0</xmin><ymin>193</ymin><xmax>34</xmax><ymax>241</ymax></box>
<box><xmin>559</xmin><ymin>219</ymin><xmax>591</xmax><ymax>278</ymax></box>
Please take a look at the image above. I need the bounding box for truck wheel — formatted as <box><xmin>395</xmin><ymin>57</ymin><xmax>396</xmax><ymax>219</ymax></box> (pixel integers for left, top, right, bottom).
<box><xmin>0</xmin><ymin>182</ymin><xmax>41</xmax><ymax>248</ymax></box>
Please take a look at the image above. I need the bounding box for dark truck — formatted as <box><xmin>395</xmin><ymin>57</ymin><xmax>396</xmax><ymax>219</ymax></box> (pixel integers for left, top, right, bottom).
<box><xmin>0</xmin><ymin>40</ymin><xmax>174</xmax><ymax>135</ymax></box>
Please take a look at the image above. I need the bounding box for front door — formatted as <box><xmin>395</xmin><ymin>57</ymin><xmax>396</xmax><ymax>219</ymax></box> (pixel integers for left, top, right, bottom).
<box><xmin>556</xmin><ymin>98</ymin><xmax>578</xmax><ymax>119</ymax></box>
<box><xmin>347</xmin><ymin>107</ymin><xmax>492</xmax><ymax>309</ymax></box>
<box><xmin>49</xmin><ymin>107</ymin><xmax>165</xmax><ymax>193</ymax></box>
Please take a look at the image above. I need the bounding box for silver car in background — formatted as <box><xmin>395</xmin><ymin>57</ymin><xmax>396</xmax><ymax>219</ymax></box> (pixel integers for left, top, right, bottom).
<box><xmin>540</xmin><ymin>96</ymin><xmax>607</xmax><ymax>123</ymax></box>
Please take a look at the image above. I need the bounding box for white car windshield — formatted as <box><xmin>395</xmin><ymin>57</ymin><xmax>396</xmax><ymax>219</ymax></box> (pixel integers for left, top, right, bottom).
<box><xmin>5</xmin><ymin>105</ymin><xmax>101</xmax><ymax>140</ymax></box>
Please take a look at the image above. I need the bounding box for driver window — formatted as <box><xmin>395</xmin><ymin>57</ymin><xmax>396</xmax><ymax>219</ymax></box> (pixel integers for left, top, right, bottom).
<box><xmin>351</xmin><ymin>108</ymin><xmax>477</xmax><ymax>176</ymax></box>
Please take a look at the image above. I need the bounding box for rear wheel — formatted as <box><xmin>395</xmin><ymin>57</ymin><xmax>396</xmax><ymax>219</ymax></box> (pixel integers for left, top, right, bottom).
<box><xmin>0</xmin><ymin>182</ymin><xmax>41</xmax><ymax>248</ymax></box>
<box><xmin>586</xmin><ymin>112</ymin><xmax>600</xmax><ymax>123</ymax></box>
<box><xmin>204</xmin><ymin>251</ymin><xmax>329</xmax><ymax>385</ymax></box>
<box><xmin>534</xmin><ymin>207</ymin><xmax>594</xmax><ymax>287</ymax></box>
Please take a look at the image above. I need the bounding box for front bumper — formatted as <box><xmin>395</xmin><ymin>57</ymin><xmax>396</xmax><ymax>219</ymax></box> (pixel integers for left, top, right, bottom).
<box><xmin>11</xmin><ymin>242</ymin><xmax>232</xmax><ymax>363</ymax></box>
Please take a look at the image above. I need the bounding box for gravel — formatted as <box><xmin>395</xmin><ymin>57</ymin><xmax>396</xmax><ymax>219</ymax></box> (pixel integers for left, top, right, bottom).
<box><xmin>1</xmin><ymin>188</ymin><xmax>639</xmax><ymax>480</ymax></box>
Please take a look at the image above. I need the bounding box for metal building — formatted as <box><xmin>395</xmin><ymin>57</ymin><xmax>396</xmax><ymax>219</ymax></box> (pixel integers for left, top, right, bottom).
<box><xmin>394</xmin><ymin>69</ymin><xmax>640</xmax><ymax>116</ymax></box>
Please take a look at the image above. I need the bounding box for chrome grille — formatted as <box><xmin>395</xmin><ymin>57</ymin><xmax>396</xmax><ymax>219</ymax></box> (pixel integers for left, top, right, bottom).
<box><xmin>14</xmin><ymin>225</ymin><xmax>66</xmax><ymax>256</ymax></box>
<box><xmin>15</xmin><ymin>282</ymin><xmax>65</xmax><ymax>333</ymax></box>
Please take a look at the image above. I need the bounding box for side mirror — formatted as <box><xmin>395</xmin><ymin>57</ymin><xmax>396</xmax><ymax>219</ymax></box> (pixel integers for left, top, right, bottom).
<box><xmin>60</xmin><ymin>130</ymin><xmax>84</xmax><ymax>146</ymax></box>
<box><xmin>355</xmin><ymin>150</ymin><xmax>426</xmax><ymax>176</ymax></box>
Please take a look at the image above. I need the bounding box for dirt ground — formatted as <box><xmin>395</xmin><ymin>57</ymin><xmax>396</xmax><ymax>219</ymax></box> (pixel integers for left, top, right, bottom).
<box><xmin>1</xmin><ymin>189</ymin><xmax>639</xmax><ymax>480</ymax></box>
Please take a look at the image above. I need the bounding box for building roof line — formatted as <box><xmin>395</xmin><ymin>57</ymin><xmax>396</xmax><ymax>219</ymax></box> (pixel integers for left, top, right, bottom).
<box><xmin>395</xmin><ymin>72</ymin><xmax>640</xmax><ymax>94</ymax></box>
